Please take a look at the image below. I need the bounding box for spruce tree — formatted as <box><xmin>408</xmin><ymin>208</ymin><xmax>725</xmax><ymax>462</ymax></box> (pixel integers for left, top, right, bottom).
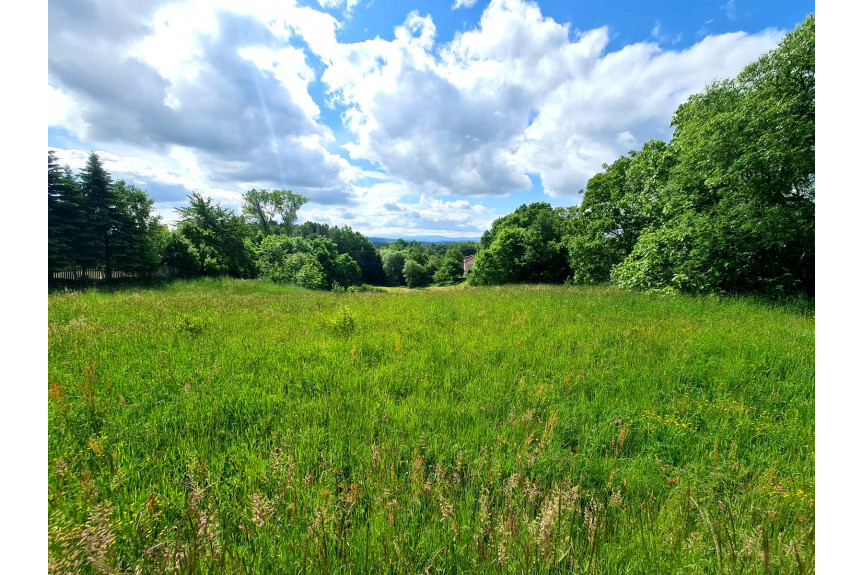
<box><xmin>78</xmin><ymin>152</ymin><xmax>119</xmax><ymax>278</ymax></box>
<box><xmin>48</xmin><ymin>151</ymin><xmax>86</xmax><ymax>277</ymax></box>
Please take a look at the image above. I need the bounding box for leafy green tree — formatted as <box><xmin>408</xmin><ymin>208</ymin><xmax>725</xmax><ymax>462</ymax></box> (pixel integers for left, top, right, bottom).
<box><xmin>566</xmin><ymin>221</ymin><xmax>624</xmax><ymax>285</ymax></box>
<box><xmin>470</xmin><ymin>227</ymin><xmax>527</xmax><ymax>285</ymax></box>
<box><xmin>405</xmin><ymin>247</ymin><xmax>428</xmax><ymax>267</ymax></box>
<box><xmin>402</xmin><ymin>259</ymin><xmax>430</xmax><ymax>288</ymax></box>
<box><xmin>332</xmin><ymin>226</ymin><xmax>386</xmax><ymax>285</ymax></box>
<box><xmin>255</xmin><ymin>234</ymin><xmax>297</xmax><ymax>278</ymax></box>
<box><xmin>614</xmin><ymin>16</ymin><xmax>815</xmax><ymax>296</ymax></box>
<box><xmin>432</xmin><ymin>248</ymin><xmax>466</xmax><ymax>284</ymax></box>
<box><xmin>110</xmin><ymin>181</ymin><xmax>166</xmax><ymax>275</ymax></box>
<box><xmin>162</xmin><ymin>232</ymin><xmax>200</xmax><ymax>277</ymax></box>
<box><xmin>273</xmin><ymin>252</ymin><xmax>327</xmax><ymax>289</ymax></box>
<box><xmin>241</xmin><ymin>189</ymin><xmax>309</xmax><ymax>235</ymax></box>
<box><xmin>472</xmin><ymin>203</ymin><xmax>569</xmax><ymax>285</ymax></box>
<box><xmin>176</xmin><ymin>193</ymin><xmax>255</xmax><ymax>277</ymax></box>
<box><xmin>380</xmin><ymin>249</ymin><xmax>408</xmax><ymax>286</ymax></box>
<box><xmin>307</xmin><ymin>236</ymin><xmax>362</xmax><ymax>289</ymax></box>
<box><xmin>566</xmin><ymin>140</ymin><xmax>675</xmax><ymax>284</ymax></box>
<box><xmin>296</xmin><ymin>222</ymin><xmax>386</xmax><ymax>284</ymax></box>
<box><xmin>256</xmin><ymin>235</ymin><xmax>361</xmax><ymax>290</ymax></box>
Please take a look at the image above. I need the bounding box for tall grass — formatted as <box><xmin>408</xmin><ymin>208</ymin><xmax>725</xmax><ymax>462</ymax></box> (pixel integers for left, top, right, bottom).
<box><xmin>49</xmin><ymin>279</ymin><xmax>814</xmax><ymax>573</ymax></box>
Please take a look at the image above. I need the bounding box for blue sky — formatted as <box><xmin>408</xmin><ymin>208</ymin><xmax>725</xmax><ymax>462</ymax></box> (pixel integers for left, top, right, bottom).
<box><xmin>48</xmin><ymin>0</ymin><xmax>814</xmax><ymax>238</ymax></box>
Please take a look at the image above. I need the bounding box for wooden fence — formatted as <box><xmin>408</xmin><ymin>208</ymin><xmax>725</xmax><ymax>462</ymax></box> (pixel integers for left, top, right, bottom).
<box><xmin>51</xmin><ymin>266</ymin><xmax>181</xmax><ymax>281</ymax></box>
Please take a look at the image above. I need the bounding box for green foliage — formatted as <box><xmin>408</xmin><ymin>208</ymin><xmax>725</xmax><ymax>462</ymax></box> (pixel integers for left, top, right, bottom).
<box><xmin>274</xmin><ymin>252</ymin><xmax>327</xmax><ymax>290</ymax></box>
<box><xmin>377</xmin><ymin>242</ymin><xmax>478</xmax><ymax>287</ymax></box>
<box><xmin>471</xmin><ymin>203</ymin><xmax>570</xmax><ymax>285</ymax></box>
<box><xmin>432</xmin><ymin>248</ymin><xmax>466</xmax><ymax>285</ymax></box>
<box><xmin>310</xmin><ymin>238</ymin><xmax>363</xmax><ymax>289</ymax></box>
<box><xmin>48</xmin><ymin>151</ymin><xmax>86</xmax><ymax>274</ymax></box>
<box><xmin>161</xmin><ymin>232</ymin><xmax>198</xmax><ymax>276</ymax></box>
<box><xmin>296</xmin><ymin>223</ymin><xmax>386</xmax><ymax>285</ymax></box>
<box><xmin>611</xmin><ymin>214</ymin><xmax>707</xmax><ymax>292</ymax></box>
<box><xmin>175</xmin><ymin>193</ymin><xmax>255</xmax><ymax>278</ymax></box>
<box><xmin>470</xmin><ymin>227</ymin><xmax>527</xmax><ymax>285</ymax></box>
<box><xmin>564</xmin><ymin>16</ymin><xmax>815</xmax><ymax>298</ymax></box>
<box><xmin>49</xmin><ymin>152</ymin><xmax>166</xmax><ymax>279</ymax></box>
<box><xmin>77</xmin><ymin>153</ymin><xmax>120</xmax><ymax>273</ymax></box>
<box><xmin>110</xmin><ymin>181</ymin><xmax>166</xmax><ymax>275</ymax></box>
<box><xmin>49</xmin><ymin>280</ymin><xmax>814</xmax><ymax>573</ymax></box>
<box><xmin>401</xmin><ymin>258</ymin><xmax>428</xmax><ymax>288</ymax></box>
<box><xmin>256</xmin><ymin>235</ymin><xmax>361</xmax><ymax>290</ymax></box>
<box><xmin>380</xmin><ymin>249</ymin><xmax>407</xmax><ymax>286</ymax></box>
<box><xmin>241</xmin><ymin>188</ymin><xmax>309</xmax><ymax>235</ymax></box>
<box><xmin>566</xmin><ymin>140</ymin><xmax>675</xmax><ymax>285</ymax></box>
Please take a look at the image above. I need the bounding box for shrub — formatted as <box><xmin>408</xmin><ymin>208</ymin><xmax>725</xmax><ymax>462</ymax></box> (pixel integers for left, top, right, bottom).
<box><xmin>329</xmin><ymin>306</ymin><xmax>356</xmax><ymax>336</ymax></box>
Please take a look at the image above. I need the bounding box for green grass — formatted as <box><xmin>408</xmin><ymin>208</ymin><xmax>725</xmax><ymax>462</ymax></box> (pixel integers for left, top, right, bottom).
<box><xmin>48</xmin><ymin>278</ymin><xmax>814</xmax><ymax>573</ymax></box>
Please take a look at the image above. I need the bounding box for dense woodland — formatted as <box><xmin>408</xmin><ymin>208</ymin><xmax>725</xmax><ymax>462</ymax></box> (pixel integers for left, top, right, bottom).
<box><xmin>48</xmin><ymin>16</ymin><xmax>813</xmax><ymax>298</ymax></box>
<box><xmin>472</xmin><ymin>16</ymin><xmax>814</xmax><ymax>298</ymax></box>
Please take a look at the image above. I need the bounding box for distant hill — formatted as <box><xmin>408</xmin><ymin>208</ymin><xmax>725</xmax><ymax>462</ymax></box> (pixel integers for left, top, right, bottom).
<box><xmin>369</xmin><ymin>235</ymin><xmax>480</xmax><ymax>245</ymax></box>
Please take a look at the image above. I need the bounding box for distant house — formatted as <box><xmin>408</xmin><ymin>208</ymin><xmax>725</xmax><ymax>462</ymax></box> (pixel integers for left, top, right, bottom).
<box><xmin>463</xmin><ymin>254</ymin><xmax>475</xmax><ymax>275</ymax></box>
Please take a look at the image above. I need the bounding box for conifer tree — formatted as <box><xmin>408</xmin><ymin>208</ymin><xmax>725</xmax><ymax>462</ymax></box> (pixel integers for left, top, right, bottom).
<box><xmin>78</xmin><ymin>152</ymin><xmax>120</xmax><ymax>278</ymax></box>
<box><xmin>48</xmin><ymin>151</ymin><xmax>86</xmax><ymax>276</ymax></box>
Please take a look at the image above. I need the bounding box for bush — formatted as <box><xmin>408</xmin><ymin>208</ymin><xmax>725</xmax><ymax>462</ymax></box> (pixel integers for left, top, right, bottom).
<box><xmin>402</xmin><ymin>259</ymin><xmax>429</xmax><ymax>288</ymax></box>
<box><xmin>256</xmin><ymin>235</ymin><xmax>362</xmax><ymax>290</ymax></box>
<box><xmin>162</xmin><ymin>233</ymin><xmax>200</xmax><ymax>277</ymax></box>
<box><xmin>271</xmin><ymin>252</ymin><xmax>327</xmax><ymax>290</ymax></box>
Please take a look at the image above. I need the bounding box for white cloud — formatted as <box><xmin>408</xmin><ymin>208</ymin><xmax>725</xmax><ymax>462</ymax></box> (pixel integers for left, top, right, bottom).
<box><xmin>453</xmin><ymin>0</ymin><xmax>479</xmax><ymax>10</ymax></box>
<box><xmin>615</xmin><ymin>131</ymin><xmax>637</xmax><ymax>148</ymax></box>
<box><xmin>47</xmin><ymin>85</ymin><xmax>88</xmax><ymax>137</ymax></box>
<box><xmin>48</xmin><ymin>0</ymin><xmax>788</xmax><ymax>236</ymax></box>
<box><xmin>317</xmin><ymin>0</ymin><xmax>361</xmax><ymax>11</ymax></box>
<box><xmin>49</xmin><ymin>0</ymin><xmax>356</xmax><ymax>207</ymax></box>
<box><xmin>300</xmin><ymin>176</ymin><xmax>497</xmax><ymax>237</ymax></box>
<box><xmin>294</xmin><ymin>0</ymin><xmax>782</xmax><ymax>197</ymax></box>
<box><xmin>237</xmin><ymin>45</ymin><xmax>320</xmax><ymax>120</ymax></box>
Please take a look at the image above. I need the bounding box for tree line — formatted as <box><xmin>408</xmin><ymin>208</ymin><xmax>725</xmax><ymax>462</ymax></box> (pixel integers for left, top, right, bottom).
<box><xmin>48</xmin><ymin>152</ymin><xmax>480</xmax><ymax>290</ymax></box>
<box><xmin>378</xmin><ymin>239</ymin><xmax>478</xmax><ymax>288</ymax></box>
<box><xmin>470</xmin><ymin>15</ymin><xmax>814</xmax><ymax>298</ymax></box>
<box><xmin>48</xmin><ymin>15</ymin><xmax>813</xmax><ymax>297</ymax></box>
<box><xmin>47</xmin><ymin>155</ymin><xmax>388</xmax><ymax>290</ymax></box>
<box><xmin>48</xmin><ymin>152</ymin><xmax>165</xmax><ymax>280</ymax></box>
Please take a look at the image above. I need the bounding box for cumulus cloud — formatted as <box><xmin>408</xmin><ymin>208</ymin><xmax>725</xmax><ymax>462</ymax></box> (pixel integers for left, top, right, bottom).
<box><xmin>299</xmin><ymin>177</ymin><xmax>497</xmax><ymax>237</ymax></box>
<box><xmin>292</xmin><ymin>0</ymin><xmax>782</xmax><ymax>198</ymax></box>
<box><xmin>49</xmin><ymin>0</ymin><xmax>354</xmax><ymax>206</ymax></box>
<box><xmin>48</xmin><ymin>0</ymin><xmax>786</xmax><ymax>236</ymax></box>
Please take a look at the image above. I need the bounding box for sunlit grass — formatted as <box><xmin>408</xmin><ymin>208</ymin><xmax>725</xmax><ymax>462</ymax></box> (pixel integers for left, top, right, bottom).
<box><xmin>49</xmin><ymin>279</ymin><xmax>814</xmax><ymax>573</ymax></box>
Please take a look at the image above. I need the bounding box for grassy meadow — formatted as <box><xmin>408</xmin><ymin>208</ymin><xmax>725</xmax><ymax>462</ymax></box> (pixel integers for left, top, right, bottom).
<box><xmin>48</xmin><ymin>279</ymin><xmax>814</xmax><ymax>573</ymax></box>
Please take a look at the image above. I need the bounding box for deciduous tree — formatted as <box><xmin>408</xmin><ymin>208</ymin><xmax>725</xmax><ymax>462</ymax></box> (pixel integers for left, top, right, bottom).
<box><xmin>242</xmin><ymin>189</ymin><xmax>309</xmax><ymax>235</ymax></box>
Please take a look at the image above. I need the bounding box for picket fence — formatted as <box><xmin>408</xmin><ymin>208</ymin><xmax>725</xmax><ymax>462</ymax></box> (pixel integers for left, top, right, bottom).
<box><xmin>51</xmin><ymin>267</ymin><xmax>181</xmax><ymax>281</ymax></box>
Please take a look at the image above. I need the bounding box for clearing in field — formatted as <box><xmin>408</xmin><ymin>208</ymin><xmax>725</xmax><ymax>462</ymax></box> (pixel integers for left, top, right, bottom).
<box><xmin>48</xmin><ymin>279</ymin><xmax>814</xmax><ymax>573</ymax></box>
